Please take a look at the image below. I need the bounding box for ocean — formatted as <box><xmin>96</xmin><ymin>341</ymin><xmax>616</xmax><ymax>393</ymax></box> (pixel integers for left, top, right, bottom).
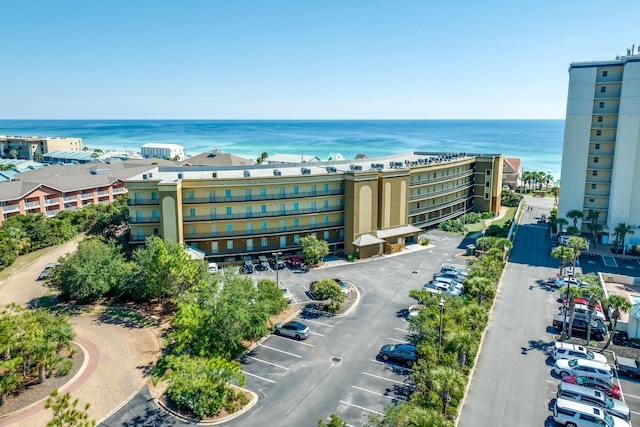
<box><xmin>0</xmin><ymin>120</ymin><xmax>564</xmax><ymax>181</ymax></box>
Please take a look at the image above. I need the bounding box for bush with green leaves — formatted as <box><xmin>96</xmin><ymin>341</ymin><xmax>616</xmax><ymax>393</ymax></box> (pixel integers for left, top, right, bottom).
<box><xmin>439</xmin><ymin>220</ymin><xmax>465</xmax><ymax>233</ymax></box>
<box><xmin>501</xmin><ymin>189</ymin><xmax>523</xmax><ymax>207</ymax></box>
<box><xmin>299</xmin><ymin>235</ymin><xmax>330</xmax><ymax>264</ymax></box>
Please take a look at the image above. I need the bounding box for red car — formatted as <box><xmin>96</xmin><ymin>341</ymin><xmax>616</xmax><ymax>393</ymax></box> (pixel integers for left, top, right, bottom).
<box><xmin>288</xmin><ymin>255</ymin><xmax>302</xmax><ymax>268</ymax></box>
<box><xmin>562</xmin><ymin>375</ymin><xmax>621</xmax><ymax>399</ymax></box>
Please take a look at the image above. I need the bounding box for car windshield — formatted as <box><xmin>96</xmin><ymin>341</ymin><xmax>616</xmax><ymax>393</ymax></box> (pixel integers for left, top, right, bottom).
<box><xmin>388</xmin><ymin>345</ymin><xmax>396</xmax><ymax>351</ymax></box>
<box><xmin>587</xmin><ymin>350</ymin><xmax>595</xmax><ymax>358</ymax></box>
<box><xmin>603</xmin><ymin>394</ymin><xmax>614</xmax><ymax>408</ymax></box>
<box><xmin>575</xmin><ymin>377</ymin><xmax>586</xmax><ymax>385</ymax></box>
<box><xmin>603</xmin><ymin>411</ymin><xmax>614</xmax><ymax>427</ymax></box>
<box><xmin>568</xmin><ymin>359</ymin><xmax>578</xmax><ymax>367</ymax></box>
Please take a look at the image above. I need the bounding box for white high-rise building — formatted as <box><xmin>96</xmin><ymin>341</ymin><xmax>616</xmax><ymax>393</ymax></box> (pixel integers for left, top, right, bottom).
<box><xmin>141</xmin><ymin>143</ymin><xmax>186</xmax><ymax>161</ymax></box>
<box><xmin>559</xmin><ymin>48</ymin><xmax>640</xmax><ymax>249</ymax></box>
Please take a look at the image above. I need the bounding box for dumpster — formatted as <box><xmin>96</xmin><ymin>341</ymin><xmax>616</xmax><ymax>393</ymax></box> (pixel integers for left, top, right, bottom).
<box><xmin>466</xmin><ymin>244</ymin><xmax>476</xmax><ymax>256</ymax></box>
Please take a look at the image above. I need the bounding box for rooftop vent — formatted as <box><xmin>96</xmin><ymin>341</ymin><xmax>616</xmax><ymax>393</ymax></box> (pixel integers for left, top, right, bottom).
<box><xmin>301</xmin><ymin>168</ymin><xmax>311</xmax><ymax>175</ymax></box>
<box><xmin>212</xmin><ymin>172</ymin><xmax>217</xmax><ymax>178</ymax></box>
<box><xmin>326</xmin><ymin>166</ymin><xmax>337</xmax><ymax>173</ymax></box>
<box><xmin>273</xmin><ymin>169</ymin><xmax>282</xmax><ymax>176</ymax></box>
<box><xmin>243</xmin><ymin>170</ymin><xmax>250</xmax><ymax>177</ymax></box>
<box><xmin>178</xmin><ymin>173</ymin><xmax>183</xmax><ymax>179</ymax></box>
<box><xmin>142</xmin><ymin>174</ymin><xmax>148</xmax><ymax>180</ymax></box>
<box><xmin>350</xmin><ymin>164</ymin><xmax>362</xmax><ymax>171</ymax></box>
<box><xmin>371</xmin><ymin>163</ymin><xmax>384</xmax><ymax>170</ymax></box>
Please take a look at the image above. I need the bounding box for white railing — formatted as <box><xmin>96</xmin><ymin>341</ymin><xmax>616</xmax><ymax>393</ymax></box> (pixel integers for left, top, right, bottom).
<box><xmin>2</xmin><ymin>205</ymin><xmax>20</xmax><ymax>213</ymax></box>
<box><xmin>24</xmin><ymin>201</ymin><xmax>40</xmax><ymax>209</ymax></box>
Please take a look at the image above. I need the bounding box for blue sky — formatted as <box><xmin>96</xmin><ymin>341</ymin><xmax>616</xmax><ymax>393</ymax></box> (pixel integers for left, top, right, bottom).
<box><xmin>2</xmin><ymin>1</ymin><xmax>639</xmax><ymax>119</ymax></box>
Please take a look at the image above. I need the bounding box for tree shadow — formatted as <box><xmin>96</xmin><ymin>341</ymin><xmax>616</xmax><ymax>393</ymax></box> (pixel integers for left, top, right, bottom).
<box><xmin>520</xmin><ymin>339</ymin><xmax>555</xmax><ymax>356</ymax></box>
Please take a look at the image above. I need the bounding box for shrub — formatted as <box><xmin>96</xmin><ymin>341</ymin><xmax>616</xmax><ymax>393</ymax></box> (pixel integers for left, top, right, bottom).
<box><xmin>56</xmin><ymin>360</ymin><xmax>74</xmax><ymax>377</ymax></box>
<box><xmin>440</xmin><ymin>220</ymin><xmax>465</xmax><ymax>233</ymax></box>
<box><xmin>461</xmin><ymin>213</ymin><xmax>481</xmax><ymax>224</ymax></box>
<box><xmin>420</xmin><ymin>238</ymin><xmax>430</xmax><ymax>246</ymax></box>
<box><xmin>347</xmin><ymin>253</ymin><xmax>358</xmax><ymax>261</ymax></box>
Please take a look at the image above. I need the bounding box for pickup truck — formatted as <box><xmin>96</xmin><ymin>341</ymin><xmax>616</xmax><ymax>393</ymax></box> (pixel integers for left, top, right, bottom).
<box><xmin>552</xmin><ymin>314</ymin><xmax>608</xmax><ymax>340</ymax></box>
<box><xmin>616</xmin><ymin>355</ymin><xmax>640</xmax><ymax>378</ymax></box>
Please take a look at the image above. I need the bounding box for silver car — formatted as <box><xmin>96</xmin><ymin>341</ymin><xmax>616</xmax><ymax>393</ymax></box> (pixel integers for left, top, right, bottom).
<box><xmin>274</xmin><ymin>321</ymin><xmax>310</xmax><ymax>340</ymax></box>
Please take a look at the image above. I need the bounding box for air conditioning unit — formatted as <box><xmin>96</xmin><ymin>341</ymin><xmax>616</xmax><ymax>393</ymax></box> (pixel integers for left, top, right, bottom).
<box><xmin>142</xmin><ymin>174</ymin><xmax>148</xmax><ymax>180</ymax></box>
<box><xmin>212</xmin><ymin>172</ymin><xmax>217</xmax><ymax>178</ymax></box>
<box><xmin>326</xmin><ymin>166</ymin><xmax>337</xmax><ymax>173</ymax></box>
<box><xmin>148</xmin><ymin>173</ymin><xmax>153</xmax><ymax>178</ymax></box>
<box><xmin>273</xmin><ymin>169</ymin><xmax>282</xmax><ymax>176</ymax></box>
<box><xmin>178</xmin><ymin>173</ymin><xmax>183</xmax><ymax>179</ymax></box>
<box><xmin>243</xmin><ymin>170</ymin><xmax>250</xmax><ymax>177</ymax></box>
<box><xmin>301</xmin><ymin>168</ymin><xmax>311</xmax><ymax>175</ymax></box>
<box><xmin>350</xmin><ymin>164</ymin><xmax>362</xmax><ymax>171</ymax></box>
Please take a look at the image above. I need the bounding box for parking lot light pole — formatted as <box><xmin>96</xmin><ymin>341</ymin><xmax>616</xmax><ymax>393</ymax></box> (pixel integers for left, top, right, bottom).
<box><xmin>438</xmin><ymin>298</ymin><xmax>445</xmax><ymax>361</ymax></box>
<box><xmin>561</xmin><ymin>272</ymin><xmax>573</xmax><ymax>340</ymax></box>
<box><xmin>481</xmin><ymin>229</ymin><xmax>486</xmax><ymax>252</ymax></box>
<box><xmin>272</xmin><ymin>251</ymin><xmax>282</xmax><ymax>286</ymax></box>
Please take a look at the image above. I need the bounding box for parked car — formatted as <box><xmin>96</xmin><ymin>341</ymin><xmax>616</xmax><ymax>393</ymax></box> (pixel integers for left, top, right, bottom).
<box><xmin>562</xmin><ymin>376</ymin><xmax>621</xmax><ymax>399</ymax></box>
<box><xmin>553</xmin><ymin>397</ymin><xmax>630</xmax><ymax>427</ymax></box>
<box><xmin>242</xmin><ymin>260</ymin><xmax>254</xmax><ymax>274</ymax></box>
<box><xmin>257</xmin><ymin>256</ymin><xmax>270</xmax><ymax>271</ymax></box>
<box><xmin>38</xmin><ymin>263</ymin><xmax>59</xmax><ymax>280</ymax></box>
<box><xmin>281</xmin><ymin>288</ymin><xmax>293</xmax><ymax>303</ymax></box>
<box><xmin>423</xmin><ymin>281</ymin><xmax>461</xmax><ymax>296</ymax></box>
<box><xmin>207</xmin><ymin>262</ymin><xmax>218</xmax><ymax>274</ymax></box>
<box><xmin>553</xmin><ymin>315</ymin><xmax>608</xmax><ymax>340</ymax></box>
<box><xmin>552</xmin><ymin>342</ymin><xmax>608</xmax><ymax>364</ymax></box>
<box><xmin>271</xmin><ymin>259</ymin><xmax>286</xmax><ymax>270</ymax></box>
<box><xmin>273</xmin><ymin>321</ymin><xmax>310</xmax><ymax>340</ymax></box>
<box><xmin>378</xmin><ymin>344</ymin><xmax>418</xmax><ymax>367</ymax></box>
<box><xmin>433</xmin><ymin>276</ymin><xmax>464</xmax><ymax>292</ymax></box>
<box><xmin>554</xmin><ymin>358</ymin><xmax>614</xmax><ymax>381</ymax></box>
<box><xmin>557</xmin><ymin>381</ymin><xmax>630</xmax><ymax>421</ymax></box>
<box><xmin>616</xmin><ymin>355</ymin><xmax>640</xmax><ymax>378</ymax></box>
<box><xmin>287</xmin><ymin>255</ymin><xmax>302</xmax><ymax>268</ymax></box>
<box><xmin>332</xmin><ymin>278</ymin><xmax>349</xmax><ymax>295</ymax></box>
<box><xmin>554</xmin><ymin>276</ymin><xmax>583</xmax><ymax>288</ymax></box>
<box><xmin>559</xmin><ymin>303</ymin><xmax>606</xmax><ymax>322</ymax></box>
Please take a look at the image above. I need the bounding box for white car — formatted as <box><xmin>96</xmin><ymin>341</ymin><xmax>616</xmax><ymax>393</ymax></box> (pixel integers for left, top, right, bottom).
<box><xmin>207</xmin><ymin>262</ymin><xmax>218</xmax><ymax>274</ymax></box>
<box><xmin>554</xmin><ymin>276</ymin><xmax>582</xmax><ymax>288</ymax></box>
<box><xmin>38</xmin><ymin>263</ymin><xmax>59</xmax><ymax>280</ymax></box>
<box><xmin>552</xmin><ymin>342</ymin><xmax>607</xmax><ymax>364</ymax></box>
<box><xmin>554</xmin><ymin>358</ymin><xmax>613</xmax><ymax>381</ymax></box>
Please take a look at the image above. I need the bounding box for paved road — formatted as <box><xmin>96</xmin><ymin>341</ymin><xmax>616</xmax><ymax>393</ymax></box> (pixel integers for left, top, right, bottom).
<box><xmin>458</xmin><ymin>197</ymin><xmax>561</xmax><ymax>427</ymax></box>
<box><xmin>102</xmin><ymin>232</ymin><xmax>472</xmax><ymax>427</ymax></box>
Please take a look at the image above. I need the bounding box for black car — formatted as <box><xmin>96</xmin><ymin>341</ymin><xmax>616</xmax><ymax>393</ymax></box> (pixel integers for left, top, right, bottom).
<box><xmin>378</xmin><ymin>344</ymin><xmax>418</xmax><ymax>366</ymax></box>
<box><xmin>242</xmin><ymin>260</ymin><xmax>254</xmax><ymax>274</ymax></box>
<box><xmin>553</xmin><ymin>316</ymin><xmax>608</xmax><ymax>340</ymax></box>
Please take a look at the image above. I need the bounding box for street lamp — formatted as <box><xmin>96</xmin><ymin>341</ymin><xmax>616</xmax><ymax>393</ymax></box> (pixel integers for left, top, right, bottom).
<box><xmin>272</xmin><ymin>251</ymin><xmax>283</xmax><ymax>286</ymax></box>
<box><xmin>561</xmin><ymin>272</ymin><xmax>573</xmax><ymax>340</ymax></box>
<box><xmin>438</xmin><ymin>298</ymin><xmax>445</xmax><ymax>361</ymax></box>
<box><xmin>481</xmin><ymin>229</ymin><xmax>486</xmax><ymax>252</ymax></box>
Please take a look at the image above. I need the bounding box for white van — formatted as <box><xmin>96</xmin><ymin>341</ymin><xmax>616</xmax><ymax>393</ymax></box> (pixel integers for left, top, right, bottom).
<box><xmin>553</xmin><ymin>397</ymin><xmax>630</xmax><ymax>427</ymax></box>
<box><xmin>557</xmin><ymin>382</ymin><xmax>630</xmax><ymax>422</ymax></box>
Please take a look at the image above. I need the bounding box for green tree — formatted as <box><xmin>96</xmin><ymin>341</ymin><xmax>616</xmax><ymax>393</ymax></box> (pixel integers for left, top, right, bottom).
<box><xmin>566</xmin><ymin>209</ymin><xmax>583</xmax><ymax>227</ymax></box>
<box><xmin>463</xmin><ymin>304</ymin><xmax>488</xmax><ymax>332</ymax></box>
<box><xmin>604</xmin><ymin>295</ymin><xmax>633</xmax><ymax>349</ymax></box>
<box><xmin>580</xmin><ymin>284</ymin><xmax>605</xmax><ymax>343</ymax></box>
<box><xmin>33</xmin><ymin>152</ymin><xmax>44</xmax><ymax>162</ymax></box>
<box><xmin>365</xmin><ymin>402</ymin><xmax>453</xmax><ymax>427</ymax></box>
<box><xmin>0</xmin><ymin>371</ymin><xmax>20</xmax><ymax>406</ymax></box>
<box><xmin>565</xmin><ymin>225</ymin><xmax>580</xmax><ymax>236</ymax></box>
<box><xmin>49</xmin><ymin>238</ymin><xmax>130</xmax><ymax>302</ymax></box>
<box><xmin>464</xmin><ymin>276</ymin><xmax>495</xmax><ymax>305</ymax></box>
<box><xmin>553</xmin><ymin>217</ymin><xmax>569</xmax><ymax>235</ymax></box>
<box><xmin>446</xmin><ymin>330</ymin><xmax>477</xmax><ymax>369</ymax></box>
<box><xmin>299</xmin><ymin>235</ymin><xmax>330</xmax><ymax>265</ymax></box>
<box><xmin>558</xmin><ymin>284</ymin><xmax>582</xmax><ymax>339</ymax></box>
<box><xmin>9</xmin><ymin>149</ymin><xmax>18</xmax><ymax>159</ymax></box>
<box><xmin>613</xmin><ymin>223</ymin><xmax>635</xmax><ymax>254</ymax></box>
<box><xmin>44</xmin><ymin>389</ymin><xmax>95</xmax><ymax>427</ymax></box>
<box><xmin>550</xmin><ymin>186</ymin><xmax>559</xmax><ymax>204</ymax></box>
<box><xmin>318</xmin><ymin>414</ymin><xmax>347</xmax><ymax>427</ymax></box>
<box><xmin>587</xmin><ymin>223</ymin><xmax>603</xmax><ymax>249</ymax></box>
<box><xmin>429</xmin><ymin>366</ymin><xmax>465</xmax><ymax>415</ymax></box>
<box><xmin>310</xmin><ymin>278</ymin><xmax>345</xmax><ymax>313</ymax></box>
<box><xmin>161</xmin><ymin>354</ymin><xmax>245</xmax><ymax>419</ymax></box>
<box><xmin>551</xmin><ymin>245</ymin><xmax>574</xmax><ymax>277</ymax></box>
<box><xmin>566</xmin><ymin>236</ymin><xmax>588</xmax><ymax>274</ymax></box>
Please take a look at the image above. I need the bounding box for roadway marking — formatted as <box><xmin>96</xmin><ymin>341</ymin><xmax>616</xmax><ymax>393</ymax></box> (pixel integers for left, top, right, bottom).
<box><xmin>362</xmin><ymin>371</ymin><xmax>410</xmax><ymax>386</ymax></box>
<box><xmin>351</xmin><ymin>385</ymin><xmax>408</xmax><ymax>401</ymax></box>
<box><xmin>623</xmin><ymin>393</ymin><xmax>640</xmax><ymax>400</ymax></box>
<box><xmin>298</xmin><ymin>317</ymin><xmax>334</xmax><ymax>328</ymax></box>
<box><xmin>394</xmin><ymin>327</ymin><xmax>409</xmax><ymax>333</ymax></box>
<box><xmin>339</xmin><ymin>400</ymin><xmax>384</xmax><ymax>416</ymax></box>
<box><xmin>258</xmin><ymin>344</ymin><xmax>302</xmax><ymax>358</ymax></box>
<box><xmin>602</xmin><ymin>256</ymin><xmax>618</xmax><ymax>267</ymax></box>
<box><xmin>370</xmin><ymin>359</ymin><xmax>414</xmax><ymax>372</ymax></box>
<box><xmin>271</xmin><ymin>334</ymin><xmax>314</xmax><ymax>347</ymax></box>
<box><xmin>243</xmin><ymin>371</ymin><xmax>276</xmax><ymax>383</ymax></box>
<box><xmin>310</xmin><ymin>331</ymin><xmax>325</xmax><ymax>337</ymax></box>
<box><xmin>631</xmin><ymin>410</ymin><xmax>640</xmax><ymax>416</ymax></box>
<box><xmin>386</xmin><ymin>337</ymin><xmax>406</xmax><ymax>343</ymax></box>
<box><xmin>244</xmin><ymin>355</ymin><xmax>289</xmax><ymax>370</ymax></box>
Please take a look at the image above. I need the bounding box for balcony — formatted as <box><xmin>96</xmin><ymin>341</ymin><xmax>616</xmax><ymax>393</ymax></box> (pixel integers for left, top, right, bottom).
<box><xmin>182</xmin><ymin>188</ymin><xmax>345</xmax><ymax>204</ymax></box>
<box><xmin>81</xmin><ymin>193</ymin><xmax>94</xmax><ymax>200</ymax></box>
<box><xmin>591</xmin><ymin>121</ymin><xmax>618</xmax><ymax>129</ymax></box>
<box><xmin>187</xmin><ymin>238</ymin><xmax>343</xmax><ymax>259</ymax></box>
<box><xmin>412</xmin><ymin>206</ymin><xmax>467</xmax><ymax>228</ymax></box>
<box><xmin>128</xmin><ymin>198</ymin><xmax>159</xmax><ymax>206</ymax></box>
<box><xmin>1</xmin><ymin>205</ymin><xmax>20</xmax><ymax>213</ymax></box>
<box><xmin>410</xmin><ymin>169</ymin><xmax>474</xmax><ymax>186</ymax></box>
<box><xmin>409</xmin><ymin>183</ymin><xmax>473</xmax><ymax>201</ymax></box>
<box><xmin>584</xmin><ymin>189</ymin><xmax>610</xmax><ymax>197</ymax></box>
<box><xmin>594</xmin><ymin>90</ymin><xmax>622</xmax><ymax>99</ymax></box>
<box><xmin>24</xmin><ymin>201</ymin><xmax>40</xmax><ymax>209</ymax></box>
<box><xmin>97</xmin><ymin>190</ymin><xmax>110</xmax><ymax>197</ymax></box>
<box><xmin>588</xmin><ymin>148</ymin><xmax>615</xmax><ymax>156</ymax></box>
<box><xmin>45</xmin><ymin>198</ymin><xmax>60</xmax><ymax>206</ymax></box>
<box><xmin>63</xmin><ymin>196</ymin><xmax>77</xmax><ymax>202</ymax></box>
<box><xmin>183</xmin><ymin>204</ymin><xmax>344</xmax><ymax>222</ymax></box>
<box><xmin>112</xmin><ymin>188</ymin><xmax>126</xmax><ymax>194</ymax></box>
<box><xmin>46</xmin><ymin>209</ymin><xmax>60</xmax><ymax>217</ymax></box>
<box><xmin>586</xmin><ymin>163</ymin><xmax>614</xmax><ymax>170</ymax></box>
<box><xmin>184</xmin><ymin>221</ymin><xmax>344</xmax><ymax>240</ymax></box>
<box><xmin>129</xmin><ymin>216</ymin><xmax>161</xmax><ymax>224</ymax></box>
<box><xmin>409</xmin><ymin>195</ymin><xmax>470</xmax><ymax>214</ymax></box>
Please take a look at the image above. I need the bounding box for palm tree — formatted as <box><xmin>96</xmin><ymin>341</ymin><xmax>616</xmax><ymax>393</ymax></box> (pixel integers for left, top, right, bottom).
<box><xmin>545</xmin><ymin>173</ymin><xmax>554</xmax><ymax>189</ymax></box>
<box><xmin>587</xmin><ymin>223</ymin><xmax>603</xmax><ymax>249</ymax></box>
<box><xmin>580</xmin><ymin>285</ymin><xmax>605</xmax><ymax>343</ymax></box>
<box><xmin>464</xmin><ymin>276</ymin><xmax>495</xmax><ymax>305</ymax></box>
<box><xmin>604</xmin><ymin>295</ymin><xmax>633</xmax><ymax>349</ymax></box>
<box><xmin>0</xmin><ymin>371</ymin><xmax>20</xmax><ymax>406</ymax></box>
<box><xmin>9</xmin><ymin>149</ymin><xmax>18</xmax><ymax>160</ymax></box>
<box><xmin>447</xmin><ymin>330</ymin><xmax>477</xmax><ymax>368</ymax></box>
<box><xmin>553</xmin><ymin>217</ymin><xmax>569</xmax><ymax>235</ymax></box>
<box><xmin>550</xmin><ymin>187</ymin><xmax>559</xmax><ymax>205</ymax></box>
<box><xmin>407</xmin><ymin>408</ymin><xmax>454</xmax><ymax>427</ymax></box>
<box><xmin>613</xmin><ymin>223</ymin><xmax>634</xmax><ymax>254</ymax></box>
<box><xmin>430</xmin><ymin>366</ymin><xmax>465</xmax><ymax>415</ymax></box>
<box><xmin>522</xmin><ymin>171</ymin><xmax>532</xmax><ymax>193</ymax></box>
<box><xmin>566</xmin><ymin>209</ymin><xmax>583</xmax><ymax>227</ymax></box>
<box><xmin>559</xmin><ymin>284</ymin><xmax>582</xmax><ymax>339</ymax></box>
<box><xmin>551</xmin><ymin>245</ymin><xmax>574</xmax><ymax>277</ymax></box>
<box><xmin>566</xmin><ymin>236</ymin><xmax>587</xmax><ymax>274</ymax></box>
<box><xmin>464</xmin><ymin>305</ymin><xmax>488</xmax><ymax>331</ymax></box>
<box><xmin>566</xmin><ymin>225</ymin><xmax>580</xmax><ymax>236</ymax></box>
<box><xmin>33</xmin><ymin>152</ymin><xmax>44</xmax><ymax>162</ymax></box>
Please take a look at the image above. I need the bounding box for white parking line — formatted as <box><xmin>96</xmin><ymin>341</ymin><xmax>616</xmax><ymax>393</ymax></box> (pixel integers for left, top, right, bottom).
<box><xmin>370</xmin><ymin>359</ymin><xmax>414</xmax><ymax>372</ymax></box>
<box><xmin>351</xmin><ymin>385</ymin><xmax>408</xmax><ymax>401</ymax></box>
<box><xmin>362</xmin><ymin>371</ymin><xmax>409</xmax><ymax>385</ymax></box>
<box><xmin>339</xmin><ymin>400</ymin><xmax>384</xmax><ymax>416</ymax></box>
<box><xmin>386</xmin><ymin>337</ymin><xmax>406</xmax><ymax>343</ymax></box>
<box><xmin>394</xmin><ymin>327</ymin><xmax>409</xmax><ymax>333</ymax></box>
<box><xmin>631</xmin><ymin>410</ymin><xmax>640</xmax><ymax>416</ymax></box>
<box><xmin>272</xmin><ymin>334</ymin><xmax>314</xmax><ymax>347</ymax></box>
<box><xmin>298</xmin><ymin>317</ymin><xmax>334</xmax><ymax>328</ymax></box>
<box><xmin>243</xmin><ymin>371</ymin><xmax>276</xmax><ymax>383</ymax></box>
<box><xmin>258</xmin><ymin>344</ymin><xmax>302</xmax><ymax>358</ymax></box>
<box><xmin>623</xmin><ymin>393</ymin><xmax>640</xmax><ymax>400</ymax></box>
<box><xmin>245</xmin><ymin>355</ymin><xmax>289</xmax><ymax>370</ymax></box>
<box><xmin>310</xmin><ymin>331</ymin><xmax>325</xmax><ymax>337</ymax></box>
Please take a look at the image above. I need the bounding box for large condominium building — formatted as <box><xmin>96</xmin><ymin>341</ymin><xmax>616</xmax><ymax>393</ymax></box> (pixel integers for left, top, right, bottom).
<box><xmin>125</xmin><ymin>151</ymin><xmax>503</xmax><ymax>264</ymax></box>
<box><xmin>141</xmin><ymin>143</ymin><xmax>186</xmax><ymax>161</ymax></box>
<box><xmin>0</xmin><ymin>136</ymin><xmax>83</xmax><ymax>160</ymax></box>
<box><xmin>559</xmin><ymin>50</ymin><xmax>640</xmax><ymax>247</ymax></box>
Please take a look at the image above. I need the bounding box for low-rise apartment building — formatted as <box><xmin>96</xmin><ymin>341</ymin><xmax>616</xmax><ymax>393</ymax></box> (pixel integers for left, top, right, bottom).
<box><xmin>125</xmin><ymin>151</ymin><xmax>503</xmax><ymax>263</ymax></box>
<box><xmin>0</xmin><ymin>136</ymin><xmax>83</xmax><ymax>160</ymax></box>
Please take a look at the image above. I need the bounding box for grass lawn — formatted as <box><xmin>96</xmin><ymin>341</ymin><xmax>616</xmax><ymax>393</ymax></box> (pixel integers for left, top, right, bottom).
<box><xmin>463</xmin><ymin>208</ymin><xmax>516</xmax><ymax>233</ymax></box>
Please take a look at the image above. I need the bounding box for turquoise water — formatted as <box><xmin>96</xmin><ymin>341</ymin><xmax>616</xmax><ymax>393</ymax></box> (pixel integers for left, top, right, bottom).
<box><xmin>0</xmin><ymin>119</ymin><xmax>564</xmax><ymax>180</ymax></box>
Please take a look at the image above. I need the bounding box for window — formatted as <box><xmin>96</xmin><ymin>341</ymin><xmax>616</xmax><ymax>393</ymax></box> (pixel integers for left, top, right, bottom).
<box><xmin>246</xmin><ymin>239</ymin><xmax>253</xmax><ymax>251</ymax></box>
<box><xmin>599</xmin><ymin>102</ymin><xmax>604</xmax><ymax>108</ymax></box>
<box><xmin>594</xmin><ymin>157</ymin><xmax>599</xmax><ymax>163</ymax></box>
<box><xmin>324</xmin><ymin>183</ymin><xmax>329</xmax><ymax>192</ymax></box>
<box><xmin>280</xmin><ymin>187</ymin><xmax>285</xmax><ymax>197</ymax></box>
<box><xmin>324</xmin><ymin>200</ymin><xmax>329</xmax><ymax>208</ymax></box>
<box><xmin>485</xmin><ymin>182</ymin><xmax>490</xmax><ymax>187</ymax></box>
<box><xmin>324</xmin><ymin>231</ymin><xmax>329</xmax><ymax>240</ymax></box>
<box><xmin>596</xmin><ymin>130</ymin><xmax>601</xmax><ymax>136</ymax></box>
<box><xmin>261</xmin><ymin>221</ymin><xmax>267</xmax><ymax>230</ymax></box>
<box><xmin>592</xmin><ymin>170</ymin><xmax>598</xmax><ymax>176</ymax></box>
<box><xmin>597</xmin><ymin>116</ymin><xmax>603</xmax><ymax>122</ymax></box>
<box><xmin>151</xmin><ymin>192</ymin><xmax>157</xmax><ymax>200</ymax></box>
<box><xmin>261</xmin><ymin>205</ymin><xmax>266</xmax><ymax>213</ymax></box>
<box><xmin>590</xmin><ymin>198</ymin><xmax>595</xmax><ymax>202</ymax></box>
<box><xmin>189</xmin><ymin>208</ymin><xmax>195</xmax><ymax>216</ymax></box>
<box><xmin>294</xmin><ymin>219</ymin><xmax>299</xmax><ymax>227</ymax></box>
<box><xmin>227</xmin><ymin>241</ymin><xmax>233</xmax><ymax>250</ymax></box>
<box><xmin>226</xmin><ymin>207</ymin><xmax>232</xmax><ymax>214</ymax></box>
<box><xmin>245</xmin><ymin>189</ymin><xmax>251</xmax><ymax>198</ymax></box>
<box><xmin>225</xmin><ymin>189</ymin><xmax>231</xmax><ymax>197</ymax></box>
<box><xmin>260</xmin><ymin>187</ymin><xmax>266</xmax><ymax>196</ymax></box>
<box><xmin>324</xmin><ymin>215</ymin><xmax>329</xmax><ymax>224</ymax></box>
<box><xmin>280</xmin><ymin>236</ymin><xmax>286</xmax><ymax>248</ymax></box>
<box><xmin>293</xmin><ymin>234</ymin><xmax>299</xmax><ymax>243</ymax></box>
<box><xmin>188</xmin><ymin>191</ymin><xmax>194</xmax><ymax>199</ymax></box>
<box><xmin>293</xmin><ymin>202</ymin><xmax>299</xmax><ymax>211</ymax></box>
<box><xmin>226</xmin><ymin>224</ymin><xmax>232</xmax><ymax>232</ymax></box>
<box><xmin>600</xmin><ymin>86</ymin><xmax>606</xmax><ymax>93</ymax></box>
<box><xmin>486</xmin><ymin>170</ymin><xmax>491</xmax><ymax>175</ymax></box>
<box><xmin>485</xmin><ymin>193</ymin><xmax>489</xmax><ymax>199</ymax></box>
<box><xmin>246</xmin><ymin>223</ymin><xmax>252</xmax><ymax>233</ymax></box>
<box><xmin>602</xmin><ymin>70</ymin><xmax>608</xmax><ymax>77</ymax></box>
<box><xmin>293</xmin><ymin>186</ymin><xmax>299</xmax><ymax>194</ymax></box>
<box><xmin>592</xmin><ymin>184</ymin><xmax>597</xmax><ymax>190</ymax></box>
<box><xmin>280</xmin><ymin>220</ymin><xmax>285</xmax><ymax>231</ymax></box>
<box><xmin>261</xmin><ymin>237</ymin><xmax>267</xmax><ymax>247</ymax></box>
<box><xmin>190</xmin><ymin>226</ymin><xmax>195</xmax><ymax>234</ymax></box>
<box><xmin>595</xmin><ymin>143</ymin><xmax>600</xmax><ymax>149</ymax></box>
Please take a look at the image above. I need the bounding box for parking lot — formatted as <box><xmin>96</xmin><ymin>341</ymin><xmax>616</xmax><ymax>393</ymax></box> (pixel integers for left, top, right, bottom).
<box><xmin>219</xmin><ymin>231</ymin><xmax>468</xmax><ymax>426</ymax></box>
